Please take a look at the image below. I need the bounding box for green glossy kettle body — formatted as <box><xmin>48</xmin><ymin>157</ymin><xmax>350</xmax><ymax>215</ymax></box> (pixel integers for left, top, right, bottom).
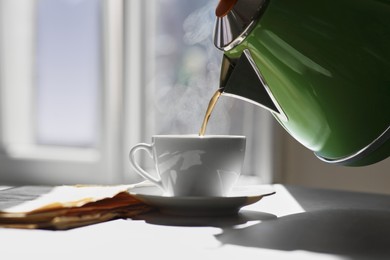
<box><xmin>215</xmin><ymin>0</ymin><xmax>390</xmax><ymax>166</ymax></box>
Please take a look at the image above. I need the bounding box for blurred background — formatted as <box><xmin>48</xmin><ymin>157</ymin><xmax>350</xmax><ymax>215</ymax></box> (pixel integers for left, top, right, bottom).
<box><xmin>0</xmin><ymin>0</ymin><xmax>389</xmax><ymax>193</ymax></box>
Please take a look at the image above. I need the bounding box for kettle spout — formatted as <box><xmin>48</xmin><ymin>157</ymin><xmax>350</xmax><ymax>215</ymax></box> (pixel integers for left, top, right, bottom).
<box><xmin>219</xmin><ymin>49</ymin><xmax>287</xmax><ymax>121</ymax></box>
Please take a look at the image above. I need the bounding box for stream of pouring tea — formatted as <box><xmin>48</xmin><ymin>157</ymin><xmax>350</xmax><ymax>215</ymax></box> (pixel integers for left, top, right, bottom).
<box><xmin>199</xmin><ymin>88</ymin><xmax>223</xmax><ymax>136</ymax></box>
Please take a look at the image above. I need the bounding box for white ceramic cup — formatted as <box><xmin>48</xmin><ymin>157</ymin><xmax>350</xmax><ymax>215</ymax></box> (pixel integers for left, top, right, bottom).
<box><xmin>129</xmin><ymin>135</ymin><xmax>246</xmax><ymax>197</ymax></box>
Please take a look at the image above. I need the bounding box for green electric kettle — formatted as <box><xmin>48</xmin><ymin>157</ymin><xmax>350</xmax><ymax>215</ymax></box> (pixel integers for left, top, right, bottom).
<box><xmin>214</xmin><ymin>0</ymin><xmax>390</xmax><ymax>166</ymax></box>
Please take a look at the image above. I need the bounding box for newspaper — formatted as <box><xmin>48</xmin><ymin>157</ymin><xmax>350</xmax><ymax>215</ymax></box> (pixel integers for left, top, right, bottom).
<box><xmin>0</xmin><ymin>183</ymin><xmax>154</xmax><ymax>230</ymax></box>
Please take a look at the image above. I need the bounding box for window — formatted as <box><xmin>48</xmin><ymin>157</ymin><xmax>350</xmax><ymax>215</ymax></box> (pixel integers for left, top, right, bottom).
<box><xmin>0</xmin><ymin>0</ymin><xmax>278</xmax><ymax>185</ymax></box>
<box><xmin>0</xmin><ymin>0</ymin><xmax>122</xmax><ymax>184</ymax></box>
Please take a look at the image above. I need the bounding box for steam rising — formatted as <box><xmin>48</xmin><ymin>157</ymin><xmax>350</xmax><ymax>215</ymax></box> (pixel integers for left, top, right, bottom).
<box><xmin>153</xmin><ymin>0</ymin><xmax>235</xmax><ymax>135</ymax></box>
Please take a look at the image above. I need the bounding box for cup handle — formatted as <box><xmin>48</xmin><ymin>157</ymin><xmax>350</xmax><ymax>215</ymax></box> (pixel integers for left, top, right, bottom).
<box><xmin>129</xmin><ymin>143</ymin><xmax>163</xmax><ymax>188</ymax></box>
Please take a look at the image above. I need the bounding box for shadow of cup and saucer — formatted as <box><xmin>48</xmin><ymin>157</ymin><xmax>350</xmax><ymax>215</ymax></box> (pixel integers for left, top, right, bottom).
<box><xmin>133</xmin><ymin>209</ymin><xmax>276</xmax><ymax>228</ymax></box>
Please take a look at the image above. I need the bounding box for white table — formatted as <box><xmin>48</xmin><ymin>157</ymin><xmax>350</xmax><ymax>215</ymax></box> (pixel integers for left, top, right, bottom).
<box><xmin>1</xmin><ymin>184</ymin><xmax>390</xmax><ymax>260</ymax></box>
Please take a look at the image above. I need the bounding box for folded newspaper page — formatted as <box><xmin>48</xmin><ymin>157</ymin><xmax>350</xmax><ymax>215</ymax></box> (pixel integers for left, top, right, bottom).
<box><xmin>0</xmin><ymin>183</ymin><xmax>154</xmax><ymax>230</ymax></box>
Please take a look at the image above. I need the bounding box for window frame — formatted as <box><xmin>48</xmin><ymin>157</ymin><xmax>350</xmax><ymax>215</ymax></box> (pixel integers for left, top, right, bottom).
<box><xmin>0</xmin><ymin>0</ymin><xmax>127</xmax><ymax>185</ymax></box>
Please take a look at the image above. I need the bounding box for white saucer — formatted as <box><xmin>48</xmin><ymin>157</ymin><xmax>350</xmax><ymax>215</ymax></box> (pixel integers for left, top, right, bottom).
<box><xmin>128</xmin><ymin>185</ymin><xmax>275</xmax><ymax>217</ymax></box>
